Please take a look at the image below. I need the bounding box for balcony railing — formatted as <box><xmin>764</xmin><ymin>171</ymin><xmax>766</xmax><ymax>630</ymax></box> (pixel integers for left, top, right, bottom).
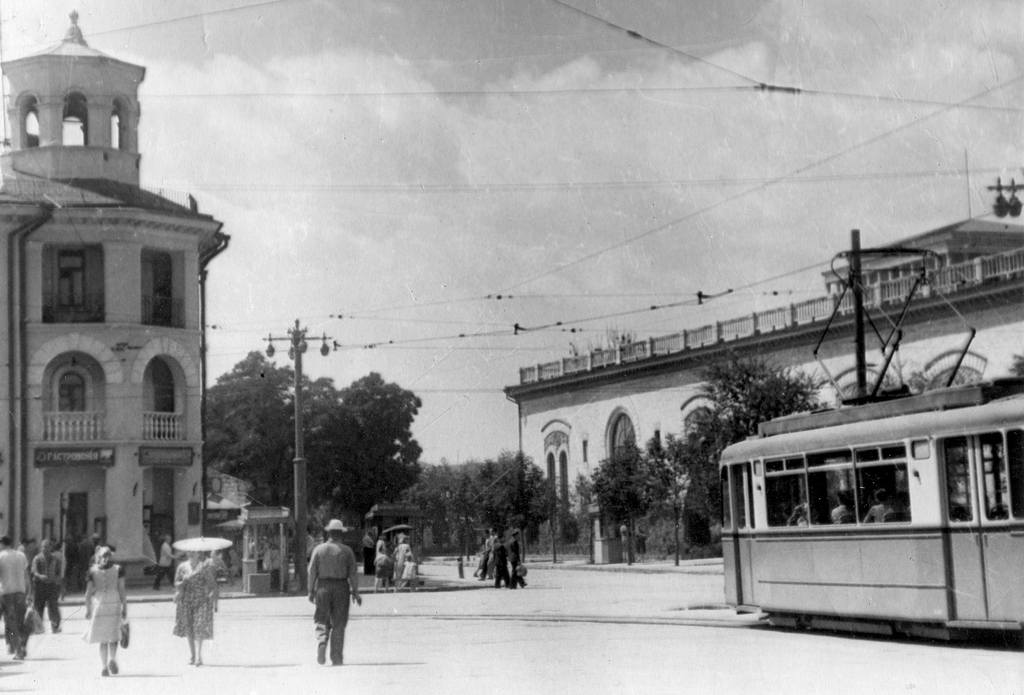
<box><xmin>43</xmin><ymin>411</ymin><xmax>104</xmax><ymax>441</ymax></box>
<box><xmin>42</xmin><ymin>292</ymin><xmax>105</xmax><ymax>323</ymax></box>
<box><xmin>143</xmin><ymin>411</ymin><xmax>185</xmax><ymax>441</ymax></box>
<box><xmin>516</xmin><ymin>245</ymin><xmax>1024</xmax><ymax>385</ymax></box>
<box><xmin>142</xmin><ymin>295</ymin><xmax>185</xmax><ymax>328</ymax></box>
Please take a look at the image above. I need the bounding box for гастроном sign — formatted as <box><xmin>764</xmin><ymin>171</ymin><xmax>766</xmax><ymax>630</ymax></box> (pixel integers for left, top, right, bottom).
<box><xmin>34</xmin><ymin>447</ymin><xmax>115</xmax><ymax>467</ymax></box>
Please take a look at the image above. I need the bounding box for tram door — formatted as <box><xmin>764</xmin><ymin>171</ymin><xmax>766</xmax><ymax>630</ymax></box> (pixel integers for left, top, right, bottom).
<box><xmin>942</xmin><ymin>432</ymin><xmax>1024</xmax><ymax>622</ymax></box>
<box><xmin>729</xmin><ymin>462</ymin><xmax>756</xmax><ymax>607</ymax></box>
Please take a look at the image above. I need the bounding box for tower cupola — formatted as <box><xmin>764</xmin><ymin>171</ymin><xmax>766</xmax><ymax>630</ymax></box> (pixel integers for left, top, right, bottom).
<box><xmin>1</xmin><ymin>10</ymin><xmax>146</xmax><ymax>185</ymax></box>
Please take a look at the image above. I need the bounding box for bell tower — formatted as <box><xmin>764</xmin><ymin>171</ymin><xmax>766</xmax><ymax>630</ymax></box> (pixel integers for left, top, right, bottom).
<box><xmin>1</xmin><ymin>10</ymin><xmax>146</xmax><ymax>185</ymax></box>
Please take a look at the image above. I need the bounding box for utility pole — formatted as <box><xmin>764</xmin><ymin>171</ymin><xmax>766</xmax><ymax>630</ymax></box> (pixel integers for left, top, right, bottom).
<box><xmin>264</xmin><ymin>320</ymin><xmax>332</xmax><ymax>593</ymax></box>
<box><xmin>850</xmin><ymin>229</ymin><xmax>867</xmax><ymax>401</ymax></box>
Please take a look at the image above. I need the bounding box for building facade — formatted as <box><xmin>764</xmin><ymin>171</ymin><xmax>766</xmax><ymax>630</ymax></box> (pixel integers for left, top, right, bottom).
<box><xmin>505</xmin><ymin>221</ymin><xmax>1024</xmax><ymax>523</ymax></box>
<box><xmin>0</xmin><ymin>14</ymin><xmax>228</xmax><ymax>568</ymax></box>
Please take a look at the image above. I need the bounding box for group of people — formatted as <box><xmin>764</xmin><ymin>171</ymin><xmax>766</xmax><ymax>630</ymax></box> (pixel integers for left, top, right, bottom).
<box><xmin>474</xmin><ymin>528</ymin><xmax>527</xmax><ymax>589</ymax></box>
<box><xmin>361</xmin><ymin>528</ymin><xmax>418</xmax><ymax>592</ymax></box>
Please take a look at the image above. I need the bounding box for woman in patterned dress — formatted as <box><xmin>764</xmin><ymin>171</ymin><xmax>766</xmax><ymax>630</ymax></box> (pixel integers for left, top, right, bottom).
<box><xmin>173</xmin><ymin>550</ymin><xmax>216</xmax><ymax>666</ymax></box>
<box><xmin>83</xmin><ymin>546</ymin><xmax>127</xmax><ymax>677</ymax></box>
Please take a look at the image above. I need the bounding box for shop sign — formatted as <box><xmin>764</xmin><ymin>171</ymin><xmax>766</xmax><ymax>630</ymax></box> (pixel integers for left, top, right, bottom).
<box><xmin>34</xmin><ymin>447</ymin><xmax>115</xmax><ymax>467</ymax></box>
<box><xmin>139</xmin><ymin>447</ymin><xmax>194</xmax><ymax>467</ymax></box>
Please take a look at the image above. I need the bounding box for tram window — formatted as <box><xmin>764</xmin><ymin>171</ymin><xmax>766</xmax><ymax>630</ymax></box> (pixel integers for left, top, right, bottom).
<box><xmin>721</xmin><ymin>468</ymin><xmax>732</xmax><ymax>530</ymax></box>
<box><xmin>808</xmin><ymin>467</ymin><xmax>856</xmax><ymax>525</ymax></box>
<box><xmin>766</xmin><ymin>472</ymin><xmax>807</xmax><ymax>527</ymax></box>
<box><xmin>731</xmin><ymin>464</ymin><xmax>747</xmax><ymax>529</ymax></box>
<box><xmin>808</xmin><ymin>450</ymin><xmax>852</xmax><ymax>467</ymax></box>
<box><xmin>1009</xmin><ymin>430</ymin><xmax>1024</xmax><ymax>519</ymax></box>
<box><xmin>746</xmin><ymin>463</ymin><xmax>756</xmax><ymax>530</ymax></box>
<box><xmin>980</xmin><ymin>432</ymin><xmax>1009</xmax><ymax>521</ymax></box>
<box><xmin>856</xmin><ymin>446</ymin><xmax>911</xmax><ymax>523</ymax></box>
<box><xmin>943</xmin><ymin>437</ymin><xmax>973</xmax><ymax>522</ymax></box>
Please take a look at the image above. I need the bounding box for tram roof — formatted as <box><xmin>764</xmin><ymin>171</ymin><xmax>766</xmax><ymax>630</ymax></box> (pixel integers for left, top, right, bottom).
<box><xmin>720</xmin><ymin>385</ymin><xmax>1024</xmax><ymax>465</ymax></box>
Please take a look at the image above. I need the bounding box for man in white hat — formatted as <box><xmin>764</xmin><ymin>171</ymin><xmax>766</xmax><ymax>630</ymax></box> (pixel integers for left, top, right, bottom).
<box><xmin>307</xmin><ymin>519</ymin><xmax>361</xmax><ymax>666</ymax></box>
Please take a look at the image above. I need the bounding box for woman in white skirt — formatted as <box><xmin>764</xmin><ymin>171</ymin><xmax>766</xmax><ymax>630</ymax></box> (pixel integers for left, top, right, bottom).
<box><xmin>83</xmin><ymin>546</ymin><xmax>127</xmax><ymax>676</ymax></box>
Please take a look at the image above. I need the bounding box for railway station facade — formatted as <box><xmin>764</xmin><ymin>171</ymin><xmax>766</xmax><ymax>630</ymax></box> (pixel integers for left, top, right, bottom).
<box><xmin>0</xmin><ymin>15</ymin><xmax>228</xmax><ymax>571</ymax></box>
<box><xmin>504</xmin><ymin>219</ymin><xmax>1024</xmax><ymax>523</ymax></box>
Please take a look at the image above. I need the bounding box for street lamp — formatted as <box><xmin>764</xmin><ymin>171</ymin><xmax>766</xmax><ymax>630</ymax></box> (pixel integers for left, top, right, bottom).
<box><xmin>988</xmin><ymin>176</ymin><xmax>1023</xmax><ymax>218</ymax></box>
<box><xmin>264</xmin><ymin>320</ymin><xmax>332</xmax><ymax>592</ymax></box>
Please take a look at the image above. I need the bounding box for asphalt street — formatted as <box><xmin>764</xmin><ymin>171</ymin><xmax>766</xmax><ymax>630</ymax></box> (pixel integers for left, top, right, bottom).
<box><xmin>3</xmin><ymin>559</ymin><xmax>1024</xmax><ymax>695</ymax></box>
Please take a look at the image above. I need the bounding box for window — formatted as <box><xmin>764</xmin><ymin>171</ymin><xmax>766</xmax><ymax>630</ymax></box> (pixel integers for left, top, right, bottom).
<box><xmin>610</xmin><ymin>413</ymin><xmax>635</xmax><ymax>456</ymax></box>
<box><xmin>721</xmin><ymin>468</ymin><xmax>732</xmax><ymax>530</ymax></box>
<box><xmin>63</xmin><ymin>92</ymin><xmax>88</xmax><ymax>146</ymax></box>
<box><xmin>22</xmin><ymin>98</ymin><xmax>39</xmax><ymax>149</ymax></box>
<box><xmin>58</xmin><ymin>251</ymin><xmax>85</xmax><ymax>307</ymax></box>
<box><xmin>765</xmin><ymin>456</ymin><xmax>806</xmax><ymax>527</ymax></box>
<box><xmin>856</xmin><ymin>444</ymin><xmax>910</xmax><ymax>523</ymax></box>
<box><xmin>558</xmin><ymin>451</ymin><xmax>569</xmax><ymax>504</ymax></box>
<box><xmin>546</xmin><ymin>453</ymin><xmax>555</xmax><ymax>481</ymax></box>
<box><xmin>807</xmin><ymin>449</ymin><xmax>856</xmax><ymax>525</ymax></box>
<box><xmin>58</xmin><ymin>372</ymin><xmax>86</xmax><ymax>411</ymax></box>
<box><xmin>149</xmin><ymin>359</ymin><xmax>175</xmax><ymax>413</ymax></box>
<box><xmin>980</xmin><ymin>432</ymin><xmax>1009</xmax><ymax>520</ymax></box>
<box><xmin>944</xmin><ymin>437</ymin><xmax>972</xmax><ymax>522</ymax></box>
<box><xmin>1010</xmin><ymin>431</ymin><xmax>1024</xmax><ymax>520</ymax></box>
<box><xmin>730</xmin><ymin>463</ymin><xmax>748</xmax><ymax>529</ymax></box>
<box><xmin>582</xmin><ymin>439</ymin><xmax>588</xmax><ymax>464</ymax></box>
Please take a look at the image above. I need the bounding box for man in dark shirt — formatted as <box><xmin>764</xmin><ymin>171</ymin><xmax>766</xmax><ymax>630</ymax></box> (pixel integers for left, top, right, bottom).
<box><xmin>492</xmin><ymin>535</ymin><xmax>510</xmax><ymax>589</ymax></box>
<box><xmin>30</xmin><ymin>539</ymin><xmax>63</xmax><ymax>632</ymax></box>
<box><xmin>508</xmin><ymin>529</ymin><xmax>526</xmax><ymax>589</ymax></box>
<box><xmin>307</xmin><ymin>519</ymin><xmax>361</xmax><ymax>666</ymax></box>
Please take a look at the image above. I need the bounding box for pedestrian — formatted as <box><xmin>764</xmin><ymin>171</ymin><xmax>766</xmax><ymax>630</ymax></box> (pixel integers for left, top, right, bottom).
<box><xmin>492</xmin><ymin>534</ymin><xmax>510</xmax><ymax>589</ymax></box>
<box><xmin>264</xmin><ymin>542</ymin><xmax>282</xmax><ymax>591</ymax></box>
<box><xmin>52</xmin><ymin>540</ymin><xmax>67</xmax><ymax>600</ymax></box>
<box><xmin>152</xmin><ymin>534</ymin><xmax>175</xmax><ymax>590</ymax></box>
<box><xmin>636</xmin><ymin>527</ymin><xmax>647</xmax><ymax>563</ymax></box>
<box><xmin>619</xmin><ymin>522</ymin><xmax>631</xmax><ymax>564</ymax></box>
<box><xmin>83</xmin><ymin>545</ymin><xmax>126</xmax><ymax>677</ymax></box>
<box><xmin>508</xmin><ymin>529</ymin><xmax>526</xmax><ymax>589</ymax></box>
<box><xmin>307</xmin><ymin>519</ymin><xmax>362</xmax><ymax>666</ymax></box>
<box><xmin>173</xmin><ymin>550</ymin><xmax>217</xmax><ymax>666</ymax></box>
<box><xmin>392</xmin><ymin>534</ymin><xmax>411</xmax><ymax>587</ymax></box>
<box><xmin>30</xmin><ymin>539</ymin><xmax>63</xmax><ymax>633</ymax></box>
<box><xmin>397</xmin><ymin>546</ymin><xmax>417</xmax><ymax>591</ymax></box>
<box><xmin>373</xmin><ymin>538</ymin><xmax>394</xmax><ymax>593</ymax></box>
<box><xmin>361</xmin><ymin>528</ymin><xmax>376</xmax><ymax>576</ymax></box>
<box><xmin>475</xmin><ymin>529</ymin><xmax>492</xmax><ymax>581</ymax></box>
<box><xmin>0</xmin><ymin>535</ymin><xmax>30</xmax><ymax>660</ymax></box>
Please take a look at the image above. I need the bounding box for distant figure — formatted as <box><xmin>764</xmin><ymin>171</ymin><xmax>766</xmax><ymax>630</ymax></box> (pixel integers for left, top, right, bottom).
<box><xmin>393</xmin><ymin>534</ymin><xmax>411</xmax><ymax>587</ymax></box>
<box><xmin>31</xmin><ymin>539</ymin><xmax>64</xmax><ymax>633</ymax></box>
<box><xmin>787</xmin><ymin>503</ymin><xmax>809</xmax><ymax>527</ymax></box>
<box><xmin>492</xmin><ymin>536</ymin><xmax>510</xmax><ymax>589</ymax></box>
<box><xmin>173</xmin><ymin>551</ymin><xmax>217</xmax><ymax>666</ymax></box>
<box><xmin>83</xmin><ymin>546</ymin><xmax>126</xmax><ymax>676</ymax></box>
<box><xmin>619</xmin><ymin>523</ymin><xmax>631</xmax><ymax>564</ymax></box>
<box><xmin>508</xmin><ymin>529</ymin><xmax>526</xmax><ymax>589</ymax></box>
<box><xmin>635</xmin><ymin>527</ymin><xmax>647</xmax><ymax>563</ymax></box>
<box><xmin>486</xmin><ymin>529</ymin><xmax>498</xmax><ymax>579</ymax></box>
<box><xmin>153</xmin><ymin>534</ymin><xmax>176</xmax><ymax>590</ymax></box>
<box><xmin>264</xmin><ymin>542</ymin><xmax>282</xmax><ymax>591</ymax></box>
<box><xmin>374</xmin><ymin>539</ymin><xmax>394</xmax><ymax>593</ymax></box>
<box><xmin>830</xmin><ymin>491</ymin><xmax>855</xmax><ymax>525</ymax></box>
<box><xmin>862</xmin><ymin>489</ymin><xmax>894</xmax><ymax>524</ymax></box>
<box><xmin>475</xmin><ymin>529</ymin><xmax>492</xmax><ymax>581</ymax></box>
<box><xmin>361</xmin><ymin>528</ymin><xmax>376</xmax><ymax>576</ymax></box>
<box><xmin>308</xmin><ymin>519</ymin><xmax>361</xmax><ymax>666</ymax></box>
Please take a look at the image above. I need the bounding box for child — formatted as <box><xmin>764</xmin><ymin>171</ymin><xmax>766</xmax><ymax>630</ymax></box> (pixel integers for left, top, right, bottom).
<box><xmin>374</xmin><ymin>551</ymin><xmax>394</xmax><ymax>593</ymax></box>
<box><xmin>399</xmin><ymin>551</ymin><xmax>417</xmax><ymax>591</ymax></box>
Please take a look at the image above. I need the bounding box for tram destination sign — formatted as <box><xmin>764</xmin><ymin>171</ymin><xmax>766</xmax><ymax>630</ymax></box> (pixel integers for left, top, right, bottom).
<box><xmin>34</xmin><ymin>447</ymin><xmax>115</xmax><ymax>468</ymax></box>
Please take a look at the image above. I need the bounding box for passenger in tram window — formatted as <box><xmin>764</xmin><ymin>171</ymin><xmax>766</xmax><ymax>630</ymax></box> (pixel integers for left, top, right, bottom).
<box><xmin>787</xmin><ymin>503</ymin><xmax>809</xmax><ymax>527</ymax></box>
<box><xmin>862</xmin><ymin>489</ymin><xmax>894</xmax><ymax>523</ymax></box>
<box><xmin>885</xmin><ymin>491</ymin><xmax>911</xmax><ymax>522</ymax></box>
<box><xmin>989</xmin><ymin>503</ymin><xmax>1009</xmax><ymax>520</ymax></box>
<box><xmin>830</xmin><ymin>490</ymin><xmax>855</xmax><ymax>524</ymax></box>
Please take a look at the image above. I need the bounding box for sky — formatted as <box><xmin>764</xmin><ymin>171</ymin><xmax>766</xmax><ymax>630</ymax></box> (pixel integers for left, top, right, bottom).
<box><xmin>3</xmin><ymin>1</ymin><xmax>1024</xmax><ymax>464</ymax></box>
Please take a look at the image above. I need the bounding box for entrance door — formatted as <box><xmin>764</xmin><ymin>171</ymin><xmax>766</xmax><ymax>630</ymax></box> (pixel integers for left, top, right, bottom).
<box><xmin>149</xmin><ymin>468</ymin><xmax>175</xmax><ymax>544</ymax></box>
<box><xmin>942</xmin><ymin>436</ymin><xmax>988</xmax><ymax>621</ymax></box>
<box><xmin>976</xmin><ymin>430</ymin><xmax>1024</xmax><ymax>621</ymax></box>
<box><xmin>65</xmin><ymin>492</ymin><xmax>88</xmax><ymax>542</ymax></box>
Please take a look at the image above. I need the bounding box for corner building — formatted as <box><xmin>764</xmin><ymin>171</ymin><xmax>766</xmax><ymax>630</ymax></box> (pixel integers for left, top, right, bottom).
<box><xmin>0</xmin><ymin>15</ymin><xmax>228</xmax><ymax>572</ymax></box>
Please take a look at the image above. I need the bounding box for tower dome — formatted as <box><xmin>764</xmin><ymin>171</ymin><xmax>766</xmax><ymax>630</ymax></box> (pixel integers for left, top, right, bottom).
<box><xmin>1</xmin><ymin>11</ymin><xmax>146</xmax><ymax>185</ymax></box>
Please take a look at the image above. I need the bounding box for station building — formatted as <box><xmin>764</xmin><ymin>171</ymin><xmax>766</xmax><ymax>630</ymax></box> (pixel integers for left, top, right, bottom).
<box><xmin>505</xmin><ymin>220</ymin><xmax>1024</xmax><ymax>526</ymax></box>
<box><xmin>0</xmin><ymin>14</ymin><xmax>229</xmax><ymax>569</ymax></box>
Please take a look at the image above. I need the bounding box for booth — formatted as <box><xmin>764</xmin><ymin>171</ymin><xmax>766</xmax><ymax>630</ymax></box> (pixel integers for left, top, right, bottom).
<box><xmin>239</xmin><ymin>506</ymin><xmax>292</xmax><ymax>594</ymax></box>
<box><xmin>589</xmin><ymin>503</ymin><xmax>623</xmax><ymax>564</ymax></box>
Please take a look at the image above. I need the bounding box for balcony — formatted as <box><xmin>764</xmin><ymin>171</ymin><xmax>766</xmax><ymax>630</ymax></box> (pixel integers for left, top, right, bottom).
<box><xmin>42</xmin><ymin>291</ymin><xmax>105</xmax><ymax>323</ymax></box>
<box><xmin>141</xmin><ymin>295</ymin><xmax>185</xmax><ymax>328</ymax></box>
<box><xmin>143</xmin><ymin>411</ymin><xmax>185</xmax><ymax>441</ymax></box>
<box><xmin>43</xmin><ymin>411</ymin><xmax>104</xmax><ymax>441</ymax></box>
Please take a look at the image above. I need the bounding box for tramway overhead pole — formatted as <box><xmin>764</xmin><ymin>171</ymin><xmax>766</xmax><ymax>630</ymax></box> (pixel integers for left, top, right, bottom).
<box><xmin>264</xmin><ymin>320</ymin><xmax>332</xmax><ymax>593</ymax></box>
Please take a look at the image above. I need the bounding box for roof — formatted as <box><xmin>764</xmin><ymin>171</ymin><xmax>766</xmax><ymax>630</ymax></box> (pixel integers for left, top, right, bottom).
<box><xmin>0</xmin><ymin>173</ymin><xmax>205</xmax><ymax>219</ymax></box>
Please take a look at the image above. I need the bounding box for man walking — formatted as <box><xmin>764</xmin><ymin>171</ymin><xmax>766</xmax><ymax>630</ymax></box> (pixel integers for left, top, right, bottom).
<box><xmin>492</xmin><ymin>534</ymin><xmax>510</xmax><ymax>588</ymax></box>
<box><xmin>0</xmin><ymin>535</ymin><xmax>30</xmax><ymax>659</ymax></box>
<box><xmin>152</xmin><ymin>534</ymin><xmax>175</xmax><ymax>590</ymax></box>
<box><xmin>30</xmin><ymin>539</ymin><xmax>63</xmax><ymax>632</ymax></box>
<box><xmin>508</xmin><ymin>529</ymin><xmax>526</xmax><ymax>589</ymax></box>
<box><xmin>308</xmin><ymin>519</ymin><xmax>361</xmax><ymax>666</ymax></box>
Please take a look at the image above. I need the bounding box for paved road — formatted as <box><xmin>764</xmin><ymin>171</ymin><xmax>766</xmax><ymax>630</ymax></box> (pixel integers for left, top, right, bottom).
<box><xmin>3</xmin><ymin>560</ymin><xmax>1023</xmax><ymax>695</ymax></box>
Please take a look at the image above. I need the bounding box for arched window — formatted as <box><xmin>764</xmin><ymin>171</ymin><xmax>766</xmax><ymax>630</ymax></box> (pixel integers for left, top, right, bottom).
<box><xmin>610</xmin><ymin>413</ymin><xmax>635</xmax><ymax>456</ymax></box>
<box><xmin>546</xmin><ymin>452</ymin><xmax>555</xmax><ymax>481</ymax></box>
<box><xmin>58</xmin><ymin>372</ymin><xmax>86</xmax><ymax>411</ymax></box>
<box><xmin>148</xmin><ymin>359</ymin><xmax>176</xmax><ymax>413</ymax></box>
<box><xmin>63</xmin><ymin>92</ymin><xmax>88</xmax><ymax>146</ymax></box>
<box><xmin>111</xmin><ymin>98</ymin><xmax>129</xmax><ymax>150</ymax></box>
<box><xmin>21</xmin><ymin>97</ymin><xmax>39</xmax><ymax>149</ymax></box>
<box><xmin>559</xmin><ymin>451</ymin><xmax>569</xmax><ymax>504</ymax></box>
<box><xmin>683</xmin><ymin>406</ymin><xmax>712</xmax><ymax>436</ymax></box>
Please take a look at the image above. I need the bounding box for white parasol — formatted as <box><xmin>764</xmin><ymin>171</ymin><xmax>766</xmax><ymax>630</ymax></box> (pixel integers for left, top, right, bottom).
<box><xmin>173</xmin><ymin>536</ymin><xmax>233</xmax><ymax>552</ymax></box>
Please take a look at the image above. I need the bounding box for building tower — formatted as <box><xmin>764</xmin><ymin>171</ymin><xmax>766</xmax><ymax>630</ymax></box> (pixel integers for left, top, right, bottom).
<box><xmin>0</xmin><ymin>12</ymin><xmax>229</xmax><ymax>581</ymax></box>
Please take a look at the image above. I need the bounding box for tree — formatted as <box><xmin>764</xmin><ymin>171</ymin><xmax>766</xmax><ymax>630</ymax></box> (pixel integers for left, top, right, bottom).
<box><xmin>205</xmin><ymin>356</ymin><xmax>423</xmax><ymax>515</ymax></box>
<box><xmin>592</xmin><ymin>442</ymin><xmax>663</xmax><ymax>563</ymax></box>
<box><xmin>1011</xmin><ymin>354</ymin><xmax>1024</xmax><ymax>377</ymax></box>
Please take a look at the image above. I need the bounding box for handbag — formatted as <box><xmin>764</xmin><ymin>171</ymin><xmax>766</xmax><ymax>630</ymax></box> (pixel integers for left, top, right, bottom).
<box><xmin>24</xmin><ymin>607</ymin><xmax>44</xmax><ymax>635</ymax></box>
<box><xmin>119</xmin><ymin>621</ymin><xmax>130</xmax><ymax>649</ymax></box>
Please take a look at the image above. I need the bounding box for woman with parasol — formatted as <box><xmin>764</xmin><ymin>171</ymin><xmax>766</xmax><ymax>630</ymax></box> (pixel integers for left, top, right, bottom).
<box><xmin>171</xmin><ymin>537</ymin><xmax>228</xmax><ymax>666</ymax></box>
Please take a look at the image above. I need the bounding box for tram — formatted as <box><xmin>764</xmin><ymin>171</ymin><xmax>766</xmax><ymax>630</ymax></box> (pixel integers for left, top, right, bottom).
<box><xmin>720</xmin><ymin>378</ymin><xmax>1024</xmax><ymax>639</ymax></box>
